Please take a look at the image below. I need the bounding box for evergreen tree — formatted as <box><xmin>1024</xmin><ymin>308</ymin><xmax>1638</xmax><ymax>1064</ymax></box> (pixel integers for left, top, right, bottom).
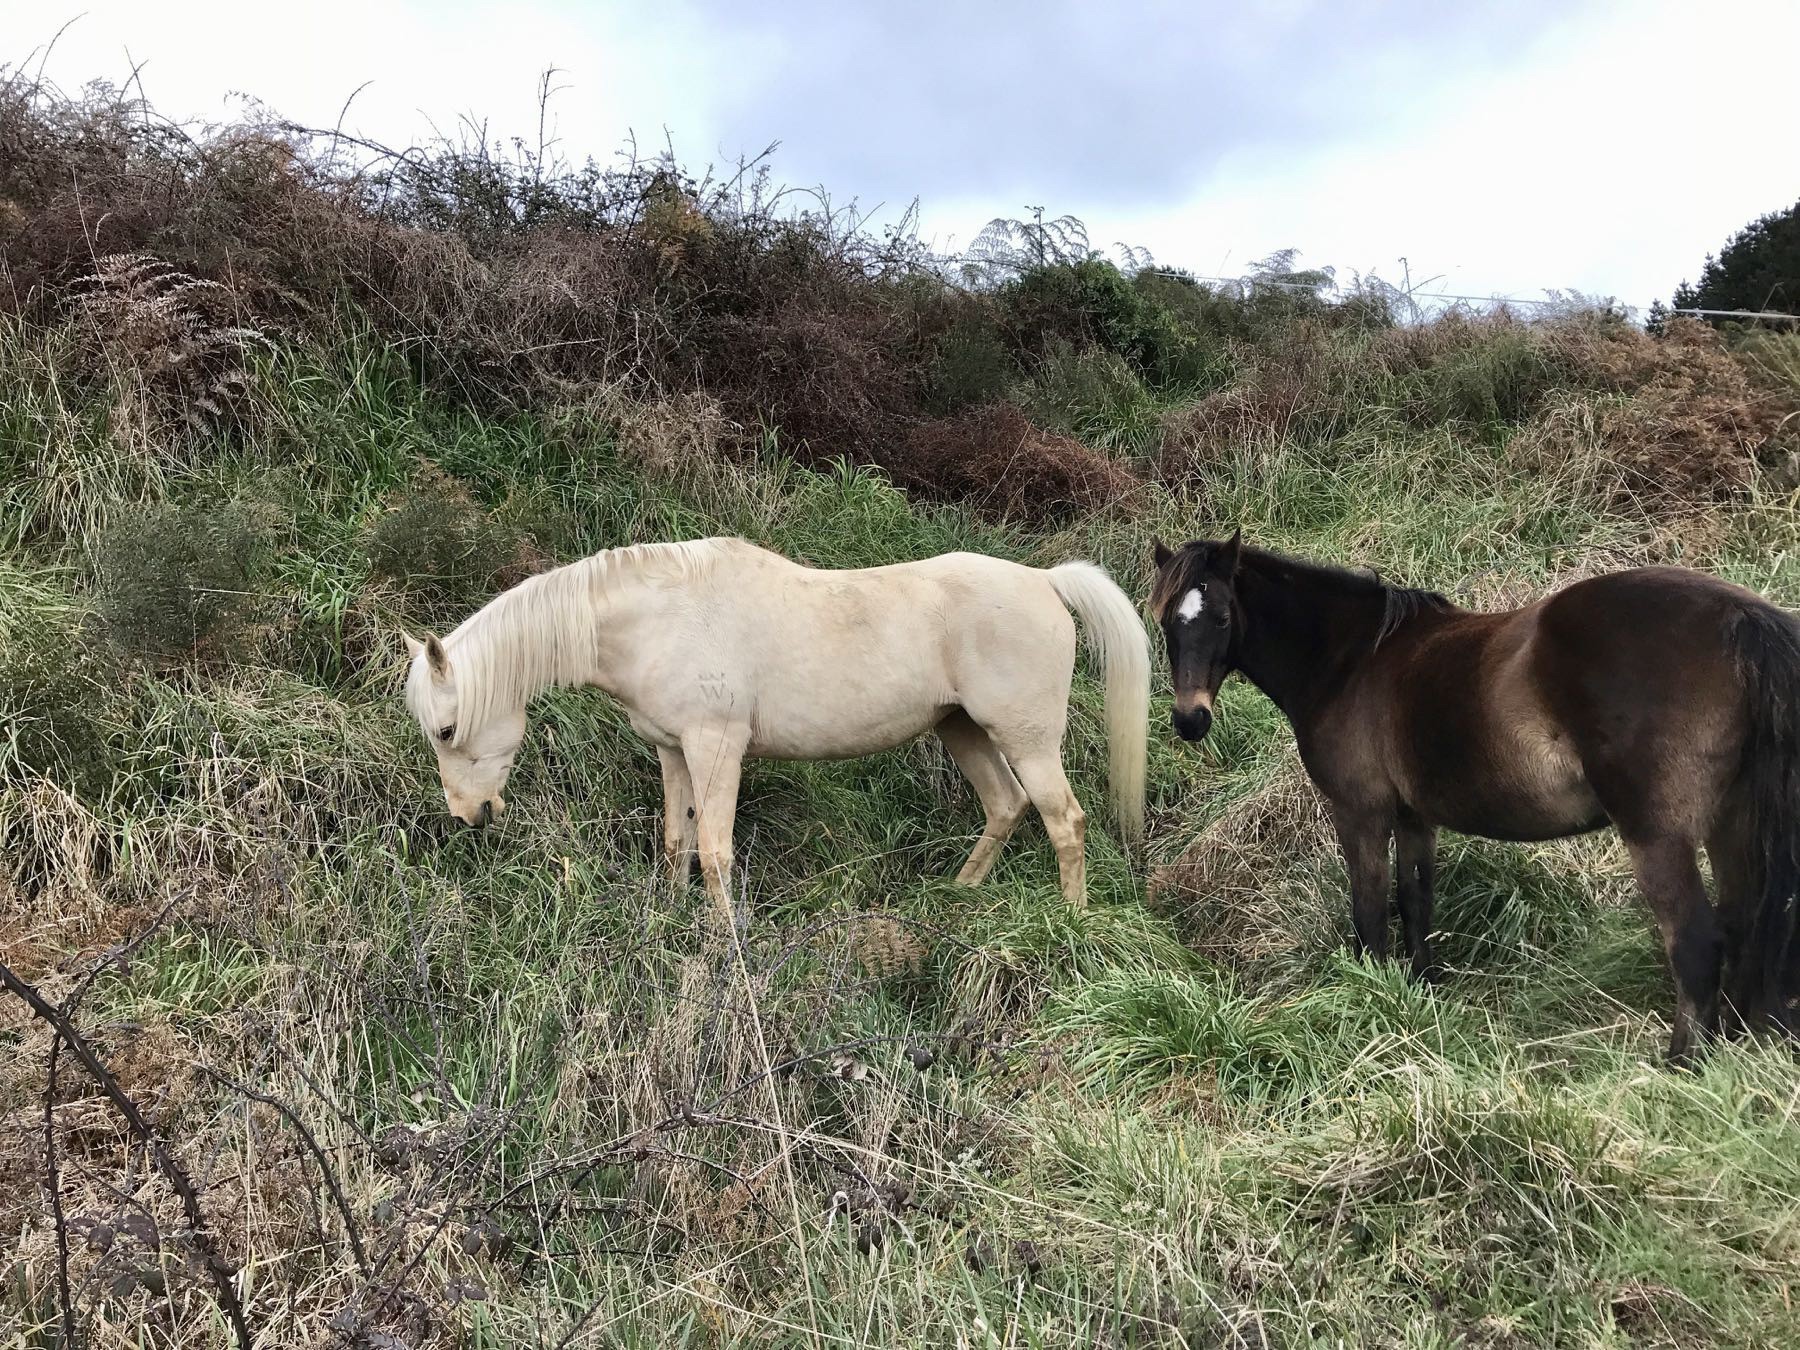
<box><xmin>1671</xmin><ymin>198</ymin><xmax>1800</xmax><ymax>321</ymax></box>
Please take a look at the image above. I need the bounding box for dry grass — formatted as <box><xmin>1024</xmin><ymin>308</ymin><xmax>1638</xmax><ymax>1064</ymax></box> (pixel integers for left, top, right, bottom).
<box><xmin>894</xmin><ymin>402</ymin><xmax>1136</xmax><ymax>521</ymax></box>
<box><xmin>1147</xmin><ymin>750</ymin><xmax>1338</xmax><ymax>970</ymax></box>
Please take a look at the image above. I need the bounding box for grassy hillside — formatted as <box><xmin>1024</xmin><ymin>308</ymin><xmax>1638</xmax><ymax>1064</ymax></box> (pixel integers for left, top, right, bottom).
<box><xmin>5</xmin><ymin>75</ymin><xmax>1800</xmax><ymax>1348</ymax></box>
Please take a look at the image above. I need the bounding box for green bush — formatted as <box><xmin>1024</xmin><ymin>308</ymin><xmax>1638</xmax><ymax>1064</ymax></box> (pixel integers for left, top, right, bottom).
<box><xmin>1020</xmin><ymin>340</ymin><xmax>1162</xmax><ymax>453</ymax></box>
<box><xmin>94</xmin><ymin>492</ymin><xmax>283</xmax><ymax>665</ymax></box>
<box><xmin>924</xmin><ymin>320</ymin><xmax>1015</xmax><ymax>413</ymax></box>
<box><xmin>0</xmin><ymin>611</ymin><xmax>115</xmax><ymax>799</ymax></box>
<box><xmin>1408</xmin><ymin>323</ymin><xmax>1568</xmax><ymax>429</ymax></box>
<box><xmin>364</xmin><ymin>472</ymin><xmax>541</xmax><ymax>615</ymax></box>
<box><xmin>999</xmin><ymin>258</ymin><xmax>1206</xmax><ymax>390</ymax></box>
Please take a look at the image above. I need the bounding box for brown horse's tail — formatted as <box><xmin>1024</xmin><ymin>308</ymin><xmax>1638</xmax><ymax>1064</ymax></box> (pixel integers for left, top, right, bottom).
<box><xmin>1729</xmin><ymin>600</ymin><xmax>1800</xmax><ymax>1029</ymax></box>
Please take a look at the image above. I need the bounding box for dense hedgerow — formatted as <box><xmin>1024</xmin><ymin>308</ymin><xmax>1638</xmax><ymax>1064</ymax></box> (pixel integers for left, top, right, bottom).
<box><xmin>8</xmin><ymin>70</ymin><xmax>1788</xmax><ymax>522</ymax></box>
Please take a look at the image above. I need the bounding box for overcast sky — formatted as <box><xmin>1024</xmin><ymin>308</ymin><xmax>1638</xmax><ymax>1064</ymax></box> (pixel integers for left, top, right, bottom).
<box><xmin>10</xmin><ymin>0</ymin><xmax>1798</xmax><ymax>312</ymax></box>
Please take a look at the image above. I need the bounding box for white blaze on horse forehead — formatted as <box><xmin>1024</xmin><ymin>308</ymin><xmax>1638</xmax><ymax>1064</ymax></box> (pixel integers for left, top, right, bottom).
<box><xmin>1175</xmin><ymin>587</ymin><xmax>1206</xmax><ymax>622</ymax></box>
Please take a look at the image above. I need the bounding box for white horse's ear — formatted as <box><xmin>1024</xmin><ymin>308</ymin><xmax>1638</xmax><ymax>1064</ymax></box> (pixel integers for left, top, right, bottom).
<box><xmin>423</xmin><ymin>632</ymin><xmax>450</xmax><ymax>680</ymax></box>
<box><xmin>402</xmin><ymin>630</ymin><xmax>424</xmax><ymax>661</ymax></box>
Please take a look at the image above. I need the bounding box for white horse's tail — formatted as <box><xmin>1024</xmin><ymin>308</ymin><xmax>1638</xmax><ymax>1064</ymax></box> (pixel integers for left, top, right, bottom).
<box><xmin>1045</xmin><ymin>560</ymin><xmax>1150</xmax><ymax>849</ymax></box>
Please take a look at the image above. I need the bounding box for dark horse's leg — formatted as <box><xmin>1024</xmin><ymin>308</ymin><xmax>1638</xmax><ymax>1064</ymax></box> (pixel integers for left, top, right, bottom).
<box><xmin>1623</xmin><ymin>834</ymin><xmax>1722</xmax><ymax>1067</ymax></box>
<box><xmin>1332</xmin><ymin>808</ymin><xmax>1394</xmax><ymax>961</ymax></box>
<box><xmin>1395</xmin><ymin>817</ymin><xmax>1441</xmax><ymax>982</ymax></box>
<box><xmin>1706</xmin><ymin>810</ymin><xmax>1762</xmax><ymax>1035</ymax></box>
<box><xmin>1582</xmin><ymin>744</ymin><xmax>1725</xmax><ymax>1065</ymax></box>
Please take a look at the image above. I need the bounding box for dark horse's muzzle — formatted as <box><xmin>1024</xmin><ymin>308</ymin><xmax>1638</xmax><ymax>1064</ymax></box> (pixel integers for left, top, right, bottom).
<box><xmin>1172</xmin><ymin>704</ymin><xmax>1213</xmax><ymax>742</ymax></box>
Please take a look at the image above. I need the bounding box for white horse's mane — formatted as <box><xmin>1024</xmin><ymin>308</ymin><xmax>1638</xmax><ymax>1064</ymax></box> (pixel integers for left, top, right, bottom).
<box><xmin>407</xmin><ymin>537</ymin><xmax>735</xmax><ymax>742</ymax></box>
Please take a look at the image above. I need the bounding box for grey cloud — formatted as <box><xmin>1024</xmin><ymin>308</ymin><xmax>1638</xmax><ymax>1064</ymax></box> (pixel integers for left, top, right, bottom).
<box><xmin>662</xmin><ymin>0</ymin><xmax>1580</xmax><ymax>214</ymax></box>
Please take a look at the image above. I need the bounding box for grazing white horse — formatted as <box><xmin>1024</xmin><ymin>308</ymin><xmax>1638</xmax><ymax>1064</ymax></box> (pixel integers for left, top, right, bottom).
<box><xmin>404</xmin><ymin>537</ymin><xmax>1148</xmax><ymax>911</ymax></box>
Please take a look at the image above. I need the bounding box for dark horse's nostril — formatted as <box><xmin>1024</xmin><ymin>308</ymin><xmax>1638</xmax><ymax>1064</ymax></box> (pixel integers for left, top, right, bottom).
<box><xmin>1172</xmin><ymin>706</ymin><xmax>1213</xmax><ymax>742</ymax></box>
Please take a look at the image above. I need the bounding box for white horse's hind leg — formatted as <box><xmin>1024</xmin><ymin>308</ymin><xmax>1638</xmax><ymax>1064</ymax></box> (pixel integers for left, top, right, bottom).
<box><xmin>681</xmin><ymin>725</ymin><xmax>750</xmax><ymax>922</ymax></box>
<box><xmin>657</xmin><ymin>747</ymin><xmax>697</xmax><ymax>884</ymax></box>
<box><xmin>1005</xmin><ymin>748</ymin><xmax>1088</xmax><ymax>906</ymax></box>
<box><xmin>936</xmin><ymin>710</ymin><xmax>1029</xmax><ymax>887</ymax></box>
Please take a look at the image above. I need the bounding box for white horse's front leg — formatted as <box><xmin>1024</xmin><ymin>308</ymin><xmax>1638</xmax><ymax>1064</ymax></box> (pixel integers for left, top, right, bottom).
<box><xmin>680</xmin><ymin>724</ymin><xmax>751</xmax><ymax>923</ymax></box>
<box><xmin>657</xmin><ymin>746</ymin><xmax>697</xmax><ymax>885</ymax></box>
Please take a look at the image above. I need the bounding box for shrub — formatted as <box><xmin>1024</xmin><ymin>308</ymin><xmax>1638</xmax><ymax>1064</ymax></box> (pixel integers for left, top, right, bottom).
<box><xmin>1735</xmin><ymin>328</ymin><xmax>1800</xmax><ymax>401</ymax></box>
<box><xmin>890</xmin><ymin>402</ymin><xmax>1134</xmax><ymax>522</ymax></box>
<box><xmin>364</xmin><ymin>470</ymin><xmax>548</xmax><ymax>614</ymax></box>
<box><xmin>94</xmin><ymin>492</ymin><xmax>283</xmax><ymax>665</ymax></box>
<box><xmin>998</xmin><ymin>259</ymin><xmax>1202</xmax><ymax>389</ymax></box>
<box><xmin>1409</xmin><ymin>321</ymin><xmax>1566</xmax><ymax>428</ymax></box>
<box><xmin>0</xmin><ymin>606</ymin><xmax>115</xmax><ymax>799</ymax></box>
<box><xmin>70</xmin><ymin>253</ymin><xmax>272</xmax><ymax>442</ymax></box>
<box><xmin>923</xmin><ymin>320</ymin><xmax>1015</xmax><ymax>414</ymax></box>
<box><xmin>1019</xmin><ymin>341</ymin><xmax>1163</xmax><ymax>453</ymax></box>
<box><xmin>1157</xmin><ymin>322</ymin><xmax>1360</xmax><ymax>477</ymax></box>
<box><xmin>1504</xmin><ymin>316</ymin><xmax>1799</xmax><ymax>507</ymax></box>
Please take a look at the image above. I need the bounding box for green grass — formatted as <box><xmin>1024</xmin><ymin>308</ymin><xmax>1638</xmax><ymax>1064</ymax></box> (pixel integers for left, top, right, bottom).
<box><xmin>5</xmin><ymin>315</ymin><xmax>1800</xmax><ymax>1350</ymax></box>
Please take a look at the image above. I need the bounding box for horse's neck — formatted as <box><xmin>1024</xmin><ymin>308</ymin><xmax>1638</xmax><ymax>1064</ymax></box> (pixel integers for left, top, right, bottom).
<box><xmin>1236</xmin><ymin>563</ymin><xmax>1386</xmax><ymax>723</ymax></box>
<box><xmin>456</xmin><ymin>557</ymin><xmax>650</xmax><ymax>706</ymax></box>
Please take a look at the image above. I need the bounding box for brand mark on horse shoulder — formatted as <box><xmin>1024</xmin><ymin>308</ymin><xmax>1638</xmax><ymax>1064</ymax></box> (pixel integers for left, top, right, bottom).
<box><xmin>698</xmin><ymin>670</ymin><xmax>730</xmax><ymax>702</ymax></box>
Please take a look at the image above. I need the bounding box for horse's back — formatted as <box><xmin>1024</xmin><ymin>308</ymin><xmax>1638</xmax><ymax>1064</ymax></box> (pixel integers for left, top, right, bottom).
<box><xmin>1530</xmin><ymin>566</ymin><xmax>1765</xmax><ymax>698</ymax></box>
<box><xmin>676</xmin><ymin>543</ymin><xmax>1074</xmax><ymax>758</ymax></box>
<box><xmin>1368</xmin><ymin>566</ymin><xmax>1777</xmax><ymax>840</ymax></box>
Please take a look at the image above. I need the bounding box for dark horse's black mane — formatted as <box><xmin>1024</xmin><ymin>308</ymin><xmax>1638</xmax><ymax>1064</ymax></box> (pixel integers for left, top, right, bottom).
<box><xmin>1239</xmin><ymin>545</ymin><xmax>1456</xmax><ymax>646</ymax></box>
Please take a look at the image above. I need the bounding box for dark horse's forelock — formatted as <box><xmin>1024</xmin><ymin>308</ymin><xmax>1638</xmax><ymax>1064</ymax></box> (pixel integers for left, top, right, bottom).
<box><xmin>1148</xmin><ymin>545</ymin><xmax>1217</xmax><ymax>620</ymax></box>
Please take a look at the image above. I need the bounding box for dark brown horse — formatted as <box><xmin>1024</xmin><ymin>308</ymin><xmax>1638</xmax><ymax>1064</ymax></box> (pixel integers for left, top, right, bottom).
<box><xmin>1150</xmin><ymin>532</ymin><xmax>1800</xmax><ymax>1065</ymax></box>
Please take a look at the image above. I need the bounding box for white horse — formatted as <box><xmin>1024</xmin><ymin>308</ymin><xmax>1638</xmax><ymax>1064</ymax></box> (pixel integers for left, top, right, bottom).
<box><xmin>403</xmin><ymin>537</ymin><xmax>1148</xmax><ymax>911</ymax></box>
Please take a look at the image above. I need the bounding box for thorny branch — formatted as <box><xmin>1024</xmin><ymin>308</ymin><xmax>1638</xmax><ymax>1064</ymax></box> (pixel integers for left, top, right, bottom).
<box><xmin>200</xmin><ymin>1067</ymin><xmax>372</xmax><ymax>1276</ymax></box>
<box><xmin>31</xmin><ymin>892</ymin><xmax>191</xmax><ymax>1350</ymax></box>
<box><xmin>0</xmin><ymin>955</ymin><xmax>255</xmax><ymax>1350</ymax></box>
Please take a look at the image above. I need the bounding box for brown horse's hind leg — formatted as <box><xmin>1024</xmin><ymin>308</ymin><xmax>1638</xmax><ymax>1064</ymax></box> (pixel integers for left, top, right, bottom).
<box><xmin>936</xmin><ymin>711</ymin><xmax>1030</xmax><ymax>888</ymax></box>
<box><xmin>1624</xmin><ymin>834</ymin><xmax>1722</xmax><ymax>1067</ymax></box>
<box><xmin>1331</xmin><ymin>808</ymin><xmax>1394</xmax><ymax>961</ymax></box>
<box><xmin>1706</xmin><ymin>810</ymin><xmax>1764</xmax><ymax>1035</ymax></box>
<box><xmin>1395</xmin><ymin>818</ymin><xmax>1441</xmax><ymax>982</ymax></box>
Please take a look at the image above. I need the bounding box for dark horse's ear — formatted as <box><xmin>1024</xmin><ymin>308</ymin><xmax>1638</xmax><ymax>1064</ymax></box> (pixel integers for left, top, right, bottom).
<box><xmin>1217</xmin><ymin>528</ymin><xmax>1243</xmax><ymax>575</ymax></box>
<box><xmin>1152</xmin><ymin>537</ymin><xmax>1173</xmax><ymax>570</ymax></box>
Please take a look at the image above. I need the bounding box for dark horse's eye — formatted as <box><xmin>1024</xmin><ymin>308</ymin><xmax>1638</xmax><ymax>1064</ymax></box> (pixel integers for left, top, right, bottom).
<box><xmin>438</xmin><ymin>725</ymin><xmax>455</xmax><ymax>743</ymax></box>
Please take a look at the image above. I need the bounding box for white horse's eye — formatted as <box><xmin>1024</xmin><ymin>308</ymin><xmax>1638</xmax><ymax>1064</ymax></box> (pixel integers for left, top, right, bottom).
<box><xmin>439</xmin><ymin>725</ymin><xmax>455</xmax><ymax>742</ymax></box>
